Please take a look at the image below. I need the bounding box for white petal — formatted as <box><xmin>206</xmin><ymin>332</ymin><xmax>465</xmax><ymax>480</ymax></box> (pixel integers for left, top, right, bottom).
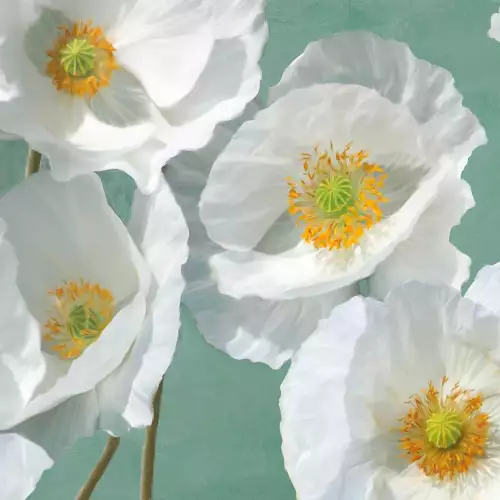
<box><xmin>184</xmin><ymin>272</ymin><xmax>357</xmax><ymax>369</ymax></box>
<box><xmin>369</xmin><ymin>175</ymin><xmax>474</xmax><ymax>299</ymax></box>
<box><xmin>211</xmin><ymin>0</ymin><xmax>265</xmax><ymax>38</ymax></box>
<box><xmin>165</xmin><ymin>100</ymin><xmax>261</xmax><ymax>201</ymax></box>
<box><xmin>3</xmin><ymin>391</ymin><xmax>101</xmax><ymax>499</ymax></box>
<box><xmin>0</xmin><ymin>433</ymin><xmax>52</xmax><ymax>500</ymax></box>
<box><xmin>482</xmin><ymin>482</ymin><xmax>500</xmax><ymax>498</ymax></box>
<box><xmin>45</xmin><ymin>0</ymin><xmax>138</xmax><ymax>31</ymax></box>
<box><xmin>15</xmin><ymin>390</ymin><xmax>99</xmax><ymax>459</ymax></box>
<box><xmin>97</xmin><ymin>178</ymin><xmax>188</xmax><ymax>432</ymax></box>
<box><xmin>489</xmin><ymin>12</ymin><xmax>500</xmax><ymax>43</ymax></box>
<box><xmin>37</xmin><ymin>136</ymin><xmax>169</xmax><ymax>194</ymax></box>
<box><xmin>270</xmin><ymin>31</ymin><xmax>486</xmax><ymax>170</ymax></box>
<box><xmin>385</xmin><ymin>465</ymin><xmax>447</xmax><ymax>500</ymax></box>
<box><xmin>0</xmin><ymin>53</ymin><xmax>85</xmax><ymax>143</ymax></box>
<box><xmin>115</xmin><ymin>0</ymin><xmax>214</xmax><ymax>108</ymax></box>
<box><xmin>466</xmin><ymin>263</ymin><xmax>500</xmax><ymax>316</ymax></box>
<box><xmin>159</xmin><ymin>16</ymin><xmax>267</xmax><ymax>153</ymax></box>
<box><xmin>0</xmin><ymin>172</ymin><xmax>140</xmax><ymax>318</ymax></box>
<box><xmin>88</xmin><ymin>70</ymin><xmax>153</xmax><ymax>128</ymax></box>
<box><xmin>280</xmin><ymin>297</ymin><xmax>371</xmax><ymax>500</ymax></box>
<box><xmin>128</xmin><ymin>177</ymin><xmax>189</xmax><ymax>288</ymax></box>
<box><xmin>382</xmin><ymin>283</ymin><xmax>455</xmax><ymax>388</ymax></box>
<box><xmin>0</xmin><ymin>229</ymin><xmax>45</xmax><ymax>429</ymax></box>
<box><xmin>58</xmin><ymin>108</ymin><xmax>154</xmax><ymax>153</ymax></box>
<box><xmin>444</xmin><ymin>332</ymin><xmax>500</xmax><ymax>397</ymax></box>
<box><xmin>22</xmin><ymin>6</ymin><xmax>70</xmax><ymax>75</ymax></box>
<box><xmin>0</xmin><ymin>0</ymin><xmax>20</xmax><ymax>105</ymax></box>
<box><xmin>9</xmin><ymin>96</ymin><xmax>154</xmax><ymax>170</ymax></box>
<box><xmin>200</xmin><ymin>83</ymin><xmax>425</xmax><ymax>253</ymax></box>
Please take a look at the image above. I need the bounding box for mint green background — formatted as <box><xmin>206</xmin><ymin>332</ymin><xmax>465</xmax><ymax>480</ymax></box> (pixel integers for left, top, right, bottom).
<box><xmin>1</xmin><ymin>0</ymin><xmax>498</xmax><ymax>498</ymax></box>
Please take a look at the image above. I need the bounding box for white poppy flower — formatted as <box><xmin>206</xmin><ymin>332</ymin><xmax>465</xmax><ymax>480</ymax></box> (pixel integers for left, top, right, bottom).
<box><xmin>166</xmin><ymin>102</ymin><xmax>355</xmax><ymax>369</ymax></box>
<box><xmin>280</xmin><ymin>267</ymin><xmax>500</xmax><ymax>500</ymax></box>
<box><xmin>200</xmin><ymin>31</ymin><xmax>485</xmax><ymax>303</ymax></box>
<box><xmin>0</xmin><ymin>171</ymin><xmax>188</xmax><ymax>496</ymax></box>
<box><xmin>0</xmin><ymin>0</ymin><xmax>266</xmax><ymax>193</ymax></box>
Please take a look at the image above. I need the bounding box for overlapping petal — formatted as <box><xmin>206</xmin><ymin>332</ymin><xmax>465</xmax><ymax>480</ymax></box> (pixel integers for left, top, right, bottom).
<box><xmin>0</xmin><ymin>433</ymin><xmax>53</xmax><ymax>500</ymax></box>
<box><xmin>0</xmin><ymin>225</ymin><xmax>45</xmax><ymax>429</ymax></box>
<box><xmin>369</xmin><ymin>173</ymin><xmax>474</xmax><ymax>299</ymax></box>
<box><xmin>114</xmin><ymin>0</ymin><xmax>214</xmax><ymax>108</ymax></box>
<box><xmin>270</xmin><ymin>31</ymin><xmax>486</xmax><ymax>170</ymax></box>
<box><xmin>159</xmin><ymin>0</ymin><xmax>268</xmax><ymax>157</ymax></box>
<box><xmin>98</xmin><ymin>178</ymin><xmax>188</xmax><ymax>433</ymax></box>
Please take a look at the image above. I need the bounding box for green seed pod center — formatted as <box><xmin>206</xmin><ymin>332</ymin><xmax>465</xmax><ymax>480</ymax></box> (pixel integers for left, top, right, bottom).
<box><xmin>315</xmin><ymin>175</ymin><xmax>354</xmax><ymax>215</ymax></box>
<box><xmin>426</xmin><ymin>409</ymin><xmax>463</xmax><ymax>449</ymax></box>
<box><xmin>67</xmin><ymin>304</ymin><xmax>104</xmax><ymax>342</ymax></box>
<box><xmin>60</xmin><ymin>38</ymin><xmax>96</xmax><ymax>77</ymax></box>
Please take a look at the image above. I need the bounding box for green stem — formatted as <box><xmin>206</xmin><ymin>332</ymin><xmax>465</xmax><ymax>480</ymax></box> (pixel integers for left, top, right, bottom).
<box><xmin>140</xmin><ymin>378</ymin><xmax>164</xmax><ymax>500</ymax></box>
<box><xmin>25</xmin><ymin>149</ymin><xmax>42</xmax><ymax>177</ymax></box>
<box><xmin>75</xmin><ymin>436</ymin><xmax>121</xmax><ymax>500</ymax></box>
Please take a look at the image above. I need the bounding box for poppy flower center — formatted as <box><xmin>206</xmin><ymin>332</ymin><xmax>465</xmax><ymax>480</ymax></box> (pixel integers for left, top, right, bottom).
<box><xmin>399</xmin><ymin>377</ymin><xmax>489</xmax><ymax>481</ymax></box>
<box><xmin>314</xmin><ymin>174</ymin><xmax>354</xmax><ymax>215</ymax></box>
<box><xmin>287</xmin><ymin>143</ymin><xmax>389</xmax><ymax>250</ymax></box>
<box><xmin>43</xmin><ymin>280</ymin><xmax>115</xmax><ymax>360</ymax></box>
<box><xmin>426</xmin><ymin>408</ymin><xmax>463</xmax><ymax>449</ymax></box>
<box><xmin>60</xmin><ymin>38</ymin><xmax>96</xmax><ymax>77</ymax></box>
<box><xmin>46</xmin><ymin>21</ymin><xmax>119</xmax><ymax>98</ymax></box>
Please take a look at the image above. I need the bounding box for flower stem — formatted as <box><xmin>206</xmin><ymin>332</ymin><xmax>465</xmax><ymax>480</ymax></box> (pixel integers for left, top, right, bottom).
<box><xmin>140</xmin><ymin>378</ymin><xmax>164</xmax><ymax>500</ymax></box>
<box><xmin>75</xmin><ymin>436</ymin><xmax>121</xmax><ymax>500</ymax></box>
<box><xmin>25</xmin><ymin>148</ymin><xmax>42</xmax><ymax>177</ymax></box>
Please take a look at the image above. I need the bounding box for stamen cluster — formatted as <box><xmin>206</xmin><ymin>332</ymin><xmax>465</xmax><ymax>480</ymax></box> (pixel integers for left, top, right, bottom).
<box><xmin>43</xmin><ymin>279</ymin><xmax>115</xmax><ymax>360</ymax></box>
<box><xmin>399</xmin><ymin>377</ymin><xmax>489</xmax><ymax>481</ymax></box>
<box><xmin>287</xmin><ymin>143</ymin><xmax>388</xmax><ymax>250</ymax></box>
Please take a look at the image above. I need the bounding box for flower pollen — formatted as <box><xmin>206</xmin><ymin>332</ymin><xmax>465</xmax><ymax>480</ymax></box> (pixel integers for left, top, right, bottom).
<box><xmin>287</xmin><ymin>143</ymin><xmax>388</xmax><ymax>250</ymax></box>
<box><xmin>399</xmin><ymin>377</ymin><xmax>490</xmax><ymax>481</ymax></box>
<box><xmin>46</xmin><ymin>21</ymin><xmax>119</xmax><ymax>98</ymax></box>
<box><xmin>43</xmin><ymin>279</ymin><xmax>115</xmax><ymax>360</ymax></box>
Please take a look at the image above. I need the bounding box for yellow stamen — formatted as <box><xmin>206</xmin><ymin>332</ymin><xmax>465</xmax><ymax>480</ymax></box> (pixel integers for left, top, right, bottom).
<box><xmin>46</xmin><ymin>20</ymin><xmax>119</xmax><ymax>98</ymax></box>
<box><xmin>43</xmin><ymin>279</ymin><xmax>115</xmax><ymax>360</ymax></box>
<box><xmin>399</xmin><ymin>377</ymin><xmax>489</xmax><ymax>481</ymax></box>
<box><xmin>287</xmin><ymin>143</ymin><xmax>388</xmax><ymax>250</ymax></box>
